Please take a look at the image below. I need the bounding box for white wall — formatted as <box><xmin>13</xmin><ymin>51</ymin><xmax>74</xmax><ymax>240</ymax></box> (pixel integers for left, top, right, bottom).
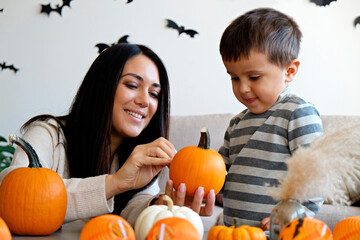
<box><xmin>1</xmin><ymin>0</ymin><xmax>360</xmax><ymax>138</ymax></box>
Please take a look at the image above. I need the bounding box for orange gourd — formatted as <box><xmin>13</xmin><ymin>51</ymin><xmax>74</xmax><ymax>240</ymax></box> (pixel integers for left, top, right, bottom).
<box><xmin>80</xmin><ymin>214</ymin><xmax>135</xmax><ymax>240</ymax></box>
<box><xmin>333</xmin><ymin>216</ymin><xmax>360</xmax><ymax>240</ymax></box>
<box><xmin>169</xmin><ymin>127</ymin><xmax>226</xmax><ymax>196</ymax></box>
<box><xmin>0</xmin><ymin>217</ymin><xmax>11</xmax><ymax>240</ymax></box>
<box><xmin>279</xmin><ymin>217</ymin><xmax>332</xmax><ymax>240</ymax></box>
<box><xmin>0</xmin><ymin>135</ymin><xmax>67</xmax><ymax>235</ymax></box>
<box><xmin>146</xmin><ymin>217</ymin><xmax>201</xmax><ymax>240</ymax></box>
<box><xmin>207</xmin><ymin>218</ymin><xmax>266</xmax><ymax>240</ymax></box>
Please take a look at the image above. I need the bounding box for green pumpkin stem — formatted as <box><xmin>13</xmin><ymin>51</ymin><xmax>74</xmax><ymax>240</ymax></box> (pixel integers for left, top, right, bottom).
<box><xmin>197</xmin><ymin>127</ymin><xmax>210</xmax><ymax>149</ymax></box>
<box><xmin>162</xmin><ymin>195</ymin><xmax>174</xmax><ymax>211</ymax></box>
<box><xmin>233</xmin><ymin>217</ymin><xmax>241</xmax><ymax>228</ymax></box>
<box><xmin>9</xmin><ymin>134</ymin><xmax>42</xmax><ymax>168</ymax></box>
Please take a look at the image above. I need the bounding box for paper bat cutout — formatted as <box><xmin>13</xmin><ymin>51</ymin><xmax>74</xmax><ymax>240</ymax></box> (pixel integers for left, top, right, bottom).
<box><xmin>40</xmin><ymin>0</ymin><xmax>73</xmax><ymax>16</ymax></box>
<box><xmin>0</xmin><ymin>9</ymin><xmax>4</xmax><ymax>13</ymax></box>
<box><xmin>95</xmin><ymin>35</ymin><xmax>130</xmax><ymax>54</ymax></box>
<box><xmin>309</xmin><ymin>0</ymin><xmax>337</xmax><ymax>6</ymax></box>
<box><xmin>126</xmin><ymin>0</ymin><xmax>133</xmax><ymax>3</ymax></box>
<box><xmin>354</xmin><ymin>17</ymin><xmax>360</xmax><ymax>28</ymax></box>
<box><xmin>0</xmin><ymin>62</ymin><xmax>19</xmax><ymax>74</ymax></box>
<box><xmin>166</xmin><ymin>19</ymin><xmax>199</xmax><ymax>38</ymax></box>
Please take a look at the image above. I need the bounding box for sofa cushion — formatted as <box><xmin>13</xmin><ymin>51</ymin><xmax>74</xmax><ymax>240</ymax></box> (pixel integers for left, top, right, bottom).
<box><xmin>169</xmin><ymin>114</ymin><xmax>234</xmax><ymax>152</ymax></box>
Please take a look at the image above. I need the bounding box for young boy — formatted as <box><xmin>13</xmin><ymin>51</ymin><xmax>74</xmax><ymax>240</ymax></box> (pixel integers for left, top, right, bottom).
<box><xmin>217</xmin><ymin>8</ymin><xmax>323</xmax><ymax>229</ymax></box>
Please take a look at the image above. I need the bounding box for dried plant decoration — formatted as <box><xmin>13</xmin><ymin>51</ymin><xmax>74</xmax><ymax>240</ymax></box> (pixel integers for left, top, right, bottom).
<box><xmin>268</xmin><ymin>122</ymin><xmax>360</xmax><ymax>205</ymax></box>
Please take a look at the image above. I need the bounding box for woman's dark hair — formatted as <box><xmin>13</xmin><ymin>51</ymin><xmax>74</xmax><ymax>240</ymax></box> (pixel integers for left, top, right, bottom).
<box><xmin>23</xmin><ymin>43</ymin><xmax>170</xmax><ymax>178</ymax></box>
<box><xmin>220</xmin><ymin>8</ymin><xmax>302</xmax><ymax>68</ymax></box>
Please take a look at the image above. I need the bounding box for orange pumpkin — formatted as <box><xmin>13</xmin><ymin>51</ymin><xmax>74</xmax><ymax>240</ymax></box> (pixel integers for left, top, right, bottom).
<box><xmin>169</xmin><ymin>127</ymin><xmax>226</xmax><ymax>196</ymax></box>
<box><xmin>333</xmin><ymin>216</ymin><xmax>360</xmax><ymax>240</ymax></box>
<box><xmin>80</xmin><ymin>214</ymin><xmax>135</xmax><ymax>240</ymax></box>
<box><xmin>207</xmin><ymin>218</ymin><xmax>266</xmax><ymax>240</ymax></box>
<box><xmin>279</xmin><ymin>217</ymin><xmax>332</xmax><ymax>240</ymax></box>
<box><xmin>0</xmin><ymin>217</ymin><xmax>11</xmax><ymax>240</ymax></box>
<box><xmin>146</xmin><ymin>217</ymin><xmax>201</xmax><ymax>240</ymax></box>
<box><xmin>0</xmin><ymin>135</ymin><xmax>67</xmax><ymax>235</ymax></box>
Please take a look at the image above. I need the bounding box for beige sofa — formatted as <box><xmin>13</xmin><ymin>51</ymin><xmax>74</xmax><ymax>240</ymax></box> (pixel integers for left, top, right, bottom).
<box><xmin>166</xmin><ymin>113</ymin><xmax>360</xmax><ymax>231</ymax></box>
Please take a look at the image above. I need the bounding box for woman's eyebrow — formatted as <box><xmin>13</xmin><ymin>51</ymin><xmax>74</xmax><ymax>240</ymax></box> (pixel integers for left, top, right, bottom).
<box><xmin>121</xmin><ymin>73</ymin><xmax>161</xmax><ymax>88</ymax></box>
<box><xmin>121</xmin><ymin>73</ymin><xmax>143</xmax><ymax>81</ymax></box>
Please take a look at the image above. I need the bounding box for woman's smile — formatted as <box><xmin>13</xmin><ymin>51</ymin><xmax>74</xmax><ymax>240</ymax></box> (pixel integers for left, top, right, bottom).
<box><xmin>125</xmin><ymin>110</ymin><xmax>145</xmax><ymax>120</ymax></box>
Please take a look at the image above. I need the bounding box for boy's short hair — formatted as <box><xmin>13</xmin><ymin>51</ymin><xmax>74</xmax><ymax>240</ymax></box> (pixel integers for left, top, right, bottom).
<box><xmin>220</xmin><ymin>8</ymin><xmax>302</xmax><ymax>68</ymax></box>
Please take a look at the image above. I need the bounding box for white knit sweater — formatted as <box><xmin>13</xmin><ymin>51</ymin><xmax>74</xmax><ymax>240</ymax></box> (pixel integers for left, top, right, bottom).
<box><xmin>0</xmin><ymin>118</ymin><xmax>162</xmax><ymax>226</ymax></box>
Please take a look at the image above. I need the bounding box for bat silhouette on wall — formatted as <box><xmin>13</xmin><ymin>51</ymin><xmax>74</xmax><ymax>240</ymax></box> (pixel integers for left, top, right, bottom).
<box><xmin>165</xmin><ymin>19</ymin><xmax>199</xmax><ymax>38</ymax></box>
<box><xmin>0</xmin><ymin>8</ymin><xmax>4</xmax><ymax>13</ymax></box>
<box><xmin>116</xmin><ymin>0</ymin><xmax>133</xmax><ymax>4</ymax></box>
<box><xmin>354</xmin><ymin>17</ymin><xmax>360</xmax><ymax>28</ymax></box>
<box><xmin>41</xmin><ymin>0</ymin><xmax>73</xmax><ymax>16</ymax></box>
<box><xmin>0</xmin><ymin>62</ymin><xmax>19</xmax><ymax>74</ymax></box>
<box><xmin>310</xmin><ymin>0</ymin><xmax>337</xmax><ymax>6</ymax></box>
<box><xmin>95</xmin><ymin>35</ymin><xmax>130</xmax><ymax>54</ymax></box>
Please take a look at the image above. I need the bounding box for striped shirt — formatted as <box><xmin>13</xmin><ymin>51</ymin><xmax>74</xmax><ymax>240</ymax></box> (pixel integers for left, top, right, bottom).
<box><xmin>219</xmin><ymin>87</ymin><xmax>323</xmax><ymax>227</ymax></box>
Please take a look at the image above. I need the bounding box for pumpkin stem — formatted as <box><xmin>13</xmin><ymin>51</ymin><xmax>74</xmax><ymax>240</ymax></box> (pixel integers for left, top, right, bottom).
<box><xmin>162</xmin><ymin>195</ymin><xmax>174</xmax><ymax>211</ymax></box>
<box><xmin>197</xmin><ymin>127</ymin><xmax>210</xmax><ymax>149</ymax></box>
<box><xmin>9</xmin><ymin>134</ymin><xmax>42</xmax><ymax>168</ymax></box>
<box><xmin>232</xmin><ymin>217</ymin><xmax>241</xmax><ymax>228</ymax></box>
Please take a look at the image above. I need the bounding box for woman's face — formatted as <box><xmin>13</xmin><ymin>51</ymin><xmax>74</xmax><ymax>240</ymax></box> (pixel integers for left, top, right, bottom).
<box><xmin>111</xmin><ymin>54</ymin><xmax>160</xmax><ymax>144</ymax></box>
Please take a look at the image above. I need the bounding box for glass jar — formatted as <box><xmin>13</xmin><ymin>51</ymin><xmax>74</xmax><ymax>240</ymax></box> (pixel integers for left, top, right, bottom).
<box><xmin>269</xmin><ymin>199</ymin><xmax>307</xmax><ymax>240</ymax></box>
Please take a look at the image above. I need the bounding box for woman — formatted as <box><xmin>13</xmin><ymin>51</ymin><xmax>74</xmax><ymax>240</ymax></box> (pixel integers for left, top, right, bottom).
<box><xmin>0</xmin><ymin>43</ymin><xmax>214</xmax><ymax>226</ymax></box>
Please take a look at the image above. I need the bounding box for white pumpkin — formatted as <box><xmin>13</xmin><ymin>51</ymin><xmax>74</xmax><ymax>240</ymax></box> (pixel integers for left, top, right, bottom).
<box><xmin>134</xmin><ymin>195</ymin><xmax>204</xmax><ymax>240</ymax></box>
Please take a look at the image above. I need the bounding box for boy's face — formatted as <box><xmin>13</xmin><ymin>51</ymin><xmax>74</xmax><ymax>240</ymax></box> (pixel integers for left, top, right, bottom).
<box><xmin>223</xmin><ymin>50</ymin><xmax>298</xmax><ymax>114</ymax></box>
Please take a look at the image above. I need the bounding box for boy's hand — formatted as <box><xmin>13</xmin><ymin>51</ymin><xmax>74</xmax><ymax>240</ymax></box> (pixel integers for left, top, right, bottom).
<box><xmin>155</xmin><ymin>179</ymin><xmax>215</xmax><ymax>216</ymax></box>
<box><xmin>260</xmin><ymin>217</ymin><xmax>270</xmax><ymax>231</ymax></box>
<box><xmin>215</xmin><ymin>193</ymin><xmax>223</xmax><ymax>206</ymax></box>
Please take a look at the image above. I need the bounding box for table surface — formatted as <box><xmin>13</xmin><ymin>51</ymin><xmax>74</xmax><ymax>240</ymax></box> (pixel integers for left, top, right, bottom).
<box><xmin>12</xmin><ymin>220</ymin><xmax>210</xmax><ymax>240</ymax></box>
<box><xmin>12</xmin><ymin>220</ymin><xmax>86</xmax><ymax>240</ymax></box>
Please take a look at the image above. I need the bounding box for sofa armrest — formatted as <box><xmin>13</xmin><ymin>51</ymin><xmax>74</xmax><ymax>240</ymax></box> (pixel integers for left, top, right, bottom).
<box><xmin>316</xmin><ymin>204</ymin><xmax>360</xmax><ymax>230</ymax></box>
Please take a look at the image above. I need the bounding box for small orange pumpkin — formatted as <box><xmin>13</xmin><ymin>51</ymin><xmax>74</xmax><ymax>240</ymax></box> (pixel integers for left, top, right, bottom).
<box><xmin>169</xmin><ymin>127</ymin><xmax>226</xmax><ymax>196</ymax></box>
<box><xmin>0</xmin><ymin>217</ymin><xmax>11</xmax><ymax>240</ymax></box>
<box><xmin>279</xmin><ymin>217</ymin><xmax>332</xmax><ymax>240</ymax></box>
<box><xmin>333</xmin><ymin>216</ymin><xmax>360</xmax><ymax>240</ymax></box>
<box><xmin>146</xmin><ymin>217</ymin><xmax>201</xmax><ymax>240</ymax></box>
<box><xmin>0</xmin><ymin>135</ymin><xmax>67</xmax><ymax>235</ymax></box>
<box><xmin>80</xmin><ymin>214</ymin><xmax>135</xmax><ymax>240</ymax></box>
<box><xmin>207</xmin><ymin>218</ymin><xmax>266</xmax><ymax>240</ymax></box>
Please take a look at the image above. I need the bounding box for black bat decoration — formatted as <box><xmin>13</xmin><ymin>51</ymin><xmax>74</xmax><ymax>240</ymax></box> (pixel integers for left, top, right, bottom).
<box><xmin>0</xmin><ymin>62</ymin><xmax>19</xmax><ymax>74</ymax></box>
<box><xmin>354</xmin><ymin>17</ymin><xmax>360</xmax><ymax>28</ymax></box>
<box><xmin>166</xmin><ymin>19</ymin><xmax>199</xmax><ymax>38</ymax></box>
<box><xmin>40</xmin><ymin>0</ymin><xmax>73</xmax><ymax>16</ymax></box>
<box><xmin>95</xmin><ymin>35</ymin><xmax>130</xmax><ymax>54</ymax></box>
<box><xmin>0</xmin><ymin>8</ymin><xmax>4</xmax><ymax>13</ymax></box>
<box><xmin>126</xmin><ymin>0</ymin><xmax>133</xmax><ymax>3</ymax></box>
<box><xmin>310</xmin><ymin>0</ymin><xmax>337</xmax><ymax>6</ymax></box>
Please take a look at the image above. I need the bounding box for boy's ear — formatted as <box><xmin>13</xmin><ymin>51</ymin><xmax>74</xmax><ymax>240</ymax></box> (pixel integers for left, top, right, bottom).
<box><xmin>285</xmin><ymin>59</ymin><xmax>300</xmax><ymax>83</ymax></box>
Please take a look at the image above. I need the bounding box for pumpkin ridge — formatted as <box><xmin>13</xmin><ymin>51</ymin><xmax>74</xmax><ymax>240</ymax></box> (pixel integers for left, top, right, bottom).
<box><xmin>340</xmin><ymin>228</ymin><xmax>360</xmax><ymax>239</ymax></box>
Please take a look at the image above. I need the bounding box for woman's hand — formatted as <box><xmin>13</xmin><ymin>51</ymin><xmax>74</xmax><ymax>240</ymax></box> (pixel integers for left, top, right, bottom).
<box><xmin>154</xmin><ymin>179</ymin><xmax>215</xmax><ymax>216</ymax></box>
<box><xmin>106</xmin><ymin>137</ymin><xmax>177</xmax><ymax>199</ymax></box>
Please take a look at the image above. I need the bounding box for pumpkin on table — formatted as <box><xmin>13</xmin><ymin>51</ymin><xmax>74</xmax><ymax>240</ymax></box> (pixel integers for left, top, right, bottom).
<box><xmin>169</xmin><ymin>127</ymin><xmax>226</xmax><ymax>196</ymax></box>
<box><xmin>333</xmin><ymin>216</ymin><xmax>360</xmax><ymax>240</ymax></box>
<box><xmin>146</xmin><ymin>217</ymin><xmax>201</xmax><ymax>240</ymax></box>
<box><xmin>0</xmin><ymin>135</ymin><xmax>67</xmax><ymax>236</ymax></box>
<box><xmin>0</xmin><ymin>217</ymin><xmax>11</xmax><ymax>240</ymax></box>
<box><xmin>80</xmin><ymin>214</ymin><xmax>135</xmax><ymax>240</ymax></box>
<box><xmin>135</xmin><ymin>195</ymin><xmax>203</xmax><ymax>240</ymax></box>
<box><xmin>279</xmin><ymin>217</ymin><xmax>332</xmax><ymax>240</ymax></box>
<box><xmin>207</xmin><ymin>217</ymin><xmax>266</xmax><ymax>240</ymax></box>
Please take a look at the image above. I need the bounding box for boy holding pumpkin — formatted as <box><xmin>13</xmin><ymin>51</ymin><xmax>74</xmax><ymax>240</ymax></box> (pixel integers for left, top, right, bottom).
<box><xmin>217</xmin><ymin>8</ymin><xmax>324</xmax><ymax>230</ymax></box>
